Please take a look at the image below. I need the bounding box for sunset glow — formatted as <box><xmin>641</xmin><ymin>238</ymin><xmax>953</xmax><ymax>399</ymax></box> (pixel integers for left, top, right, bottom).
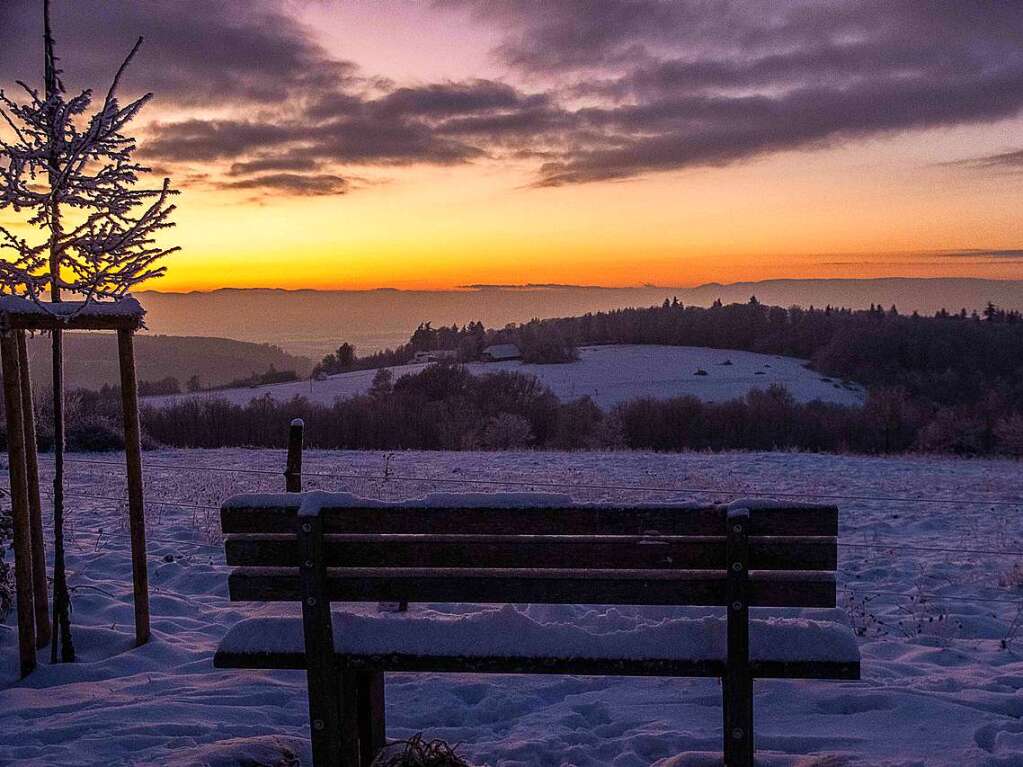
<box><xmin>2</xmin><ymin>1</ymin><xmax>1021</xmax><ymax>291</ymax></box>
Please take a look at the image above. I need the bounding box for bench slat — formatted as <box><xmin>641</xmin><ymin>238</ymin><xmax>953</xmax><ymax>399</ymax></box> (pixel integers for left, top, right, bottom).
<box><xmin>224</xmin><ymin>534</ymin><xmax>837</xmax><ymax>571</ymax></box>
<box><xmin>221</xmin><ymin>504</ymin><xmax>838</xmax><ymax>538</ymax></box>
<box><xmin>227</xmin><ymin>566</ymin><xmax>836</xmax><ymax>607</ymax></box>
<box><xmin>213</xmin><ymin>648</ymin><xmax>858</xmax><ymax>680</ymax></box>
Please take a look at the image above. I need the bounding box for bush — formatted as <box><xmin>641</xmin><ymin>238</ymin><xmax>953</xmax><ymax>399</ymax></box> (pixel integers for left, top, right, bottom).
<box><xmin>66</xmin><ymin>417</ymin><xmax>125</xmax><ymax>452</ymax></box>
<box><xmin>552</xmin><ymin>396</ymin><xmax>607</xmax><ymax>449</ymax></box>
<box><xmin>138</xmin><ymin>376</ymin><xmax>181</xmax><ymax>396</ymax></box>
<box><xmin>995</xmin><ymin>414</ymin><xmax>1023</xmax><ymax>457</ymax></box>
<box><xmin>474</xmin><ymin>413</ymin><xmax>534</xmax><ymax>449</ymax></box>
<box><xmin>915</xmin><ymin>409</ymin><xmax>987</xmax><ymax>455</ymax></box>
<box><xmin>0</xmin><ymin>505</ymin><xmax>12</xmax><ymax>623</ymax></box>
<box><xmin>372</xmin><ymin>735</ymin><xmax>474</xmax><ymax>767</ymax></box>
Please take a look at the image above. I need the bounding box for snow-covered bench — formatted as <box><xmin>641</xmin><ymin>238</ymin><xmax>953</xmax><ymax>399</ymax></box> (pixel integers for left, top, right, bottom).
<box><xmin>214</xmin><ymin>491</ymin><xmax>860</xmax><ymax>767</ymax></box>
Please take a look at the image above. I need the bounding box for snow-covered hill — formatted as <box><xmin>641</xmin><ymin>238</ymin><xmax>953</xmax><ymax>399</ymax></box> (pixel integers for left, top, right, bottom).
<box><xmin>145</xmin><ymin>345</ymin><xmax>865</xmax><ymax>409</ymax></box>
<box><xmin>2</xmin><ymin>448</ymin><xmax>1023</xmax><ymax>765</ymax></box>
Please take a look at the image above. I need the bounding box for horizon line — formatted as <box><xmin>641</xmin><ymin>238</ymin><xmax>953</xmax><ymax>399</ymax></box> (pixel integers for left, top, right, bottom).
<box><xmin>136</xmin><ymin>275</ymin><xmax>1022</xmax><ymax>295</ymax></box>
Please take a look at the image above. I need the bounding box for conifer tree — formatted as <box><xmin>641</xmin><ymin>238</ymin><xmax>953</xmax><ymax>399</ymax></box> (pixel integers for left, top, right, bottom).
<box><xmin>0</xmin><ymin>0</ymin><xmax>178</xmax><ymax>661</ymax></box>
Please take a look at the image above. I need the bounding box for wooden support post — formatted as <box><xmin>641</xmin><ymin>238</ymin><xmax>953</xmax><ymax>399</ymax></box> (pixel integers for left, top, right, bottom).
<box><xmin>17</xmin><ymin>331</ymin><xmax>50</xmax><ymax>648</ymax></box>
<box><xmin>285</xmin><ymin>418</ymin><xmax>304</xmax><ymax>492</ymax></box>
<box><xmin>2</xmin><ymin>332</ymin><xmax>36</xmax><ymax>677</ymax></box>
<box><xmin>117</xmin><ymin>329</ymin><xmax>150</xmax><ymax>646</ymax></box>
<box><xmin>723</xmin><ymin>507</ymin><xmax>753</xmax><ymax>767</ymax></box>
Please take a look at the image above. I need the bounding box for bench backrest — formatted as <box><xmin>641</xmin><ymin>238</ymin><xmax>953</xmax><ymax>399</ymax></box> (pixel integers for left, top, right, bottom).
<box><xmin>221</xmin><ymin>493</ymin><xmax>839</xmax><ymax>609</ymax></box>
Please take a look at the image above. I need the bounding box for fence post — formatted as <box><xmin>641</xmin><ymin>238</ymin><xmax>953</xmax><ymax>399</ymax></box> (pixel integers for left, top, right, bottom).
<box><xmin>1</xmin><ymin>331</ymin><xmax>36</xmax><ymax>676</ymax></box>
<box><xmin>285</xmin><ymin>418</ymin><xmax>304</xmax><ymax>492</ymax></box>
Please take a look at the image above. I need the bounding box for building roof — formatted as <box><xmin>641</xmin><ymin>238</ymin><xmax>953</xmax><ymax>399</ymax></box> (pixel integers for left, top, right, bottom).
<box><xmin>483</xmin><ymin>343</ymin><xmax>521</xmax><ymax>360</ymax></box>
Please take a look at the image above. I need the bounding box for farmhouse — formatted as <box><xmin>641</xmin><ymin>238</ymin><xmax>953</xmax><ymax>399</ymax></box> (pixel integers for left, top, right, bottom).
<box><xmin>413</xmin><ymin>349</ymin><xmax>458</xmax><ymax>363</ymax></box>
<box><xmin>481</xmin><ymin>343</ymin><xmax>522</xmax><ymax>362</ymax></box>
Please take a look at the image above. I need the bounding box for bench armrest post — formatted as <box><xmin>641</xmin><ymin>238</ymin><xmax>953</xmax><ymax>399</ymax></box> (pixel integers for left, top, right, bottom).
<box><xmin>724</xmin><ymin>507</ymin><xmax>753</xmax><ymax>767</ymax></box>
<box><xmin>299</xmin><ymin>506</ymin><xmax>345</xmax><ymax>767</ymax></box>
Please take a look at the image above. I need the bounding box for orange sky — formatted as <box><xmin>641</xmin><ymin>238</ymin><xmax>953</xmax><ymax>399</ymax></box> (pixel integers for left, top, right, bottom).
<box><xmin>158</xmin><ymin>120</ymin><xmax>1023</xmax><ymax>291</ymax></box>
<box><xmin>2</xmin><ymin>1</ymin><xmax>1022</xmax><ymax>292</ymax></box>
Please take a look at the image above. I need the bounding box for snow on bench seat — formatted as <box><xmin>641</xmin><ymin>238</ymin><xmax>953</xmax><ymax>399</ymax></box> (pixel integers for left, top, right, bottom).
<box><xmin>215</xmin><ymin>605</ymin><xmax>860</xmax><ymax>680</ymax></box>
<box><xmin>223</xmin><ymin>490</ymin><xmax>832</xmax><ymax>513</ymax></box>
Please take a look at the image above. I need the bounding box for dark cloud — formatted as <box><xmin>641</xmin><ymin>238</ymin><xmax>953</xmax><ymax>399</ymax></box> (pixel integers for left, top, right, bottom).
<box><xmin>0</xmin><ymin>0</ymin><xmax>353</xmax><ymax>106</ymax></box>
<box><xmin>221</xmin><ymin>173</ymin><xmax>350</xmax><ymax>197</ymax></box>
<box><xmin>947</xmin><ymin>150</ymin><xmax>1023</xmax><ymax>172</ymax></box>
<box><xmin>142</xmin><ymin>120</ymin><xmax>299</xmax><ymax>163</ymax></box>
<box><xmin>938</xmin><ymin>249</ymin><xmax>1023</xmax><ymax>259</ymax></box>
<box><xmin>6</xmin><ymin>0</ymin><xmax>1023</xmax><ymax>194</ymax></box>
<box><xmin>141</xmin><ymin>111</ymin><xmax>490</xmax><ymax>171</ymax></box>
<box><xmin>229</xmin><ymin>157</ymin><xmax>322</xmax><ymax>176</ymax></box>
<box><xmin>371</xmin><ymin>81</ymin><xmax>546</xmax><ymax>119</ymax></box>
<box><xmin>140</xmin><ymin>79</ymin><xmax>552</xmax><ymax>180</ymax></box>
<box><xmin>444</xmin><ymin>0</ymin><xmax>1023</xmax><ymax>185</ymax></box>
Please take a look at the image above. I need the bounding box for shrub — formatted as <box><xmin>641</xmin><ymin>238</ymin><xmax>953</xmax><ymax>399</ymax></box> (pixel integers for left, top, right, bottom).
<box><xmin>475</xmin><ymin>413</ymin><xmax>534</xmax><ymax>449</ymax></box>
<box><xmin>372</xmin><ymin>735</ymin><xmax>474</xmax><ymax>767</ymax></box>
<box><xmin>552</xmin><ymin>396</ymin><xmax>606</xmax><ymax>450</ymax></box>
<box><xmin>138</xmin><ymin>376</ymin><xmax>181</xmax><ymax>396</ymax></box>
<box><xmin>0</xmin><ymin>504</ymin><xmax>12</xmax><ymax>623</ymax></box>
<box><xmin>995</xmin><ymin>414</ymin><xmax>1023</xmax><ymax>457</ymax></box>
<box><xmin>66</xmin><ymin>417</ymin><xmax>125</xmax><ymax>452</ymax></box>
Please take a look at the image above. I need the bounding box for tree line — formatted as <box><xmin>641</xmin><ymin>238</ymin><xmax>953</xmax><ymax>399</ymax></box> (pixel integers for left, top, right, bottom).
<box><xmin>3</xmin><ymin>298</ymin><xmax>1022</xmax><ymax>457</ymax></box>
<box><xmin>313</xmin><ymin>318</ymin><xmax>578</xmax><ymax>375</ymax></box>
<box><xmin>131</xmin><ymin>365</ymin><xmax>1023</xmax><ymax>457</ymax></box>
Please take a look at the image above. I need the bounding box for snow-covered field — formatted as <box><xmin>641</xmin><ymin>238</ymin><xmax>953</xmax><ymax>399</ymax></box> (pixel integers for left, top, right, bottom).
<box><xmin>3</xmin><ymin>448</ymin><xmax>1023</xmax><ymax>766</ymax></box>
<box><xmin>145</xmin><ymin>345</ymin><xmax>865</xmax><ymax>410</ymax></box>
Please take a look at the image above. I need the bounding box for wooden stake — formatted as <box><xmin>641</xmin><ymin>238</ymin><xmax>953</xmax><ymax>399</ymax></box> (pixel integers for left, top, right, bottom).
<box><xmin>49</xmin><ymin>327</ymin><xmax>74</xmax><ymax>663</ymax></box>
<box><xmin>2</xmin><ymin>332</ymin><xmax>37</xmax><ymax>676</ymax></box>
<box><xmin>17</xmin><ymin>331</ymin><xmax>50</xmax><ymax>648</ymax></box>
<box><xmin>285</xmin><ymin>418</ymin><xmax>304</xmax><ymax>492</ymax></box>
<box><xmin>117</xmin><ymin>329</ymin><xmax>150</xmax><ymax>646</ymax></box>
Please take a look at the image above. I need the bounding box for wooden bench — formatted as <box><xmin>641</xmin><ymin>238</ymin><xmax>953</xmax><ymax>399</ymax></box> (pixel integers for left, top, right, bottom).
<box><xmin>214</xmin><ymin>491</ymin><xmax>860</xmax><ymax>767</ymax></box>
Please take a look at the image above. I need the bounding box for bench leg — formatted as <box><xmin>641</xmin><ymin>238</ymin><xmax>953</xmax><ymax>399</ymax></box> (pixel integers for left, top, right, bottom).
<box><xmin>337</xmin><ymin>673</ymin><xmax>364</xmax><ymax>767</ymax></box>
<box><xmin>307</xmin><ymin>664</ymin><xmax>343</xmax><ymax>767</ymax></box>
<box><xmin>356</xmin><ymin>671</ymin><xmax>386</xmax><ymax>766</ymax></box>
<box><xmin>724</xmin><ymin>508</ymin><xmax>754</xmax><ymax>767</ymax></box>
<box><xmin>722</xmin><ymin>672</ymin><xmax>754</xmax><ymax>767</ymax></box>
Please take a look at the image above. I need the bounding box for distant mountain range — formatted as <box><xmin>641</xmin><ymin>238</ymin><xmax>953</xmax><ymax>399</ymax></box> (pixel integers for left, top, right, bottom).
<box><xmin>136</xmin><ymin>278</ymin><xmax>1023</xmax><ymax>357</ymax></box>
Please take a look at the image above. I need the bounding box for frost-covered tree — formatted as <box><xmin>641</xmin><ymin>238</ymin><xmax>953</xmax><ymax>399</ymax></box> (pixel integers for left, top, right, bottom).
<box><xmin>0</xmin><ymin>0</ymin><xmax>178</xmax><ymax>662</ymax></box>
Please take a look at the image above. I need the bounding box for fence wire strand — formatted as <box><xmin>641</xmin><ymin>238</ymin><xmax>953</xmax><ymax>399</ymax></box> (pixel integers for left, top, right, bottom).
<box><xmin>54</xmin><ymin>456</ymin><xmax>1023</xmax><ymax>509</ymax></box>
<box><xmin>9</xmin><ymin>452</ymin><xmax>1023</xmax><ymax>613</ymax></box>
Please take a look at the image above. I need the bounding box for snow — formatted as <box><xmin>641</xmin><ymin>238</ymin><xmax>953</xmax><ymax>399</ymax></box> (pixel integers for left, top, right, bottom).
<box><xmin>3</xmin><ymin>448</ymin><xmax>1023</xmax><ymax>766</ymax></box>
<box><xmin>0</xmin><ymin>294</ymin><xmax>145</xmax><ymax>318</ymax></box>
<box><xmin>145</xmin><ymin>344</ymin><xmax>865</xmax><ymax>409</ymax></box>
<box><xmin>219</xmin><ymin>606</ymin><xmax>860</xmax><ymax>665</ymax></box>
<box><xmin>225</xmin><ymin>490</ymin><xmax>576</xmax><ymax>514</ymax></box>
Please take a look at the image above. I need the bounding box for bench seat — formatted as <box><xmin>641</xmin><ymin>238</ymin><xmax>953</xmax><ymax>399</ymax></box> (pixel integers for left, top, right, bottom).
<box><xmin>215</xmin><ymin>606</ymin><xmax>860</xmax><ymax>680</ymax></box>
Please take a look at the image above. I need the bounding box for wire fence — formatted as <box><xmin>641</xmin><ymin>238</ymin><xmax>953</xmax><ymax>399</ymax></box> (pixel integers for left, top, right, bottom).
<box><xmin>12</xmin><ymin>449</ymin><xmax>1023</xmax><ymax>616</ymax></box>
<box><xmin>57</xmin><ymin>456</ymin><xmax>1023</xmax><ymax>508</ymax></box>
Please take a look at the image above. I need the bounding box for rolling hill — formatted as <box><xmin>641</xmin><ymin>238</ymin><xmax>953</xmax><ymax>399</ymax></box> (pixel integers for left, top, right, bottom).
<box><xmin>23</xmin><ymin>334</ymin><xmax>313</xmax><ymax>392</ymax></box>
<box><xmin>145</xmin><ymin>344</ymin><xmax>864</xmax><ymax>409</ymax></box>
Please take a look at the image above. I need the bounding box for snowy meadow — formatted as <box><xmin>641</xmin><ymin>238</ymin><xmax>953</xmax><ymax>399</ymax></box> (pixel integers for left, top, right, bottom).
<box><xmin>145</xmin><ymin>345</ymin><xmax>865</xmax><ymax>411</ymax></box>
<box><xmin>2</xmin><ymin>448</ymin><xmax>1023</xmax><ymax>766</ymax></box>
